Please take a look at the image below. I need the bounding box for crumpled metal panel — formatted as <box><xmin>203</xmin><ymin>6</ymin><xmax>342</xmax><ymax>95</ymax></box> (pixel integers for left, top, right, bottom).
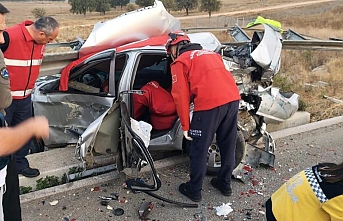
<box><xmin>256</xmin><ymin>86</ymin><xmax>299</xmax><ymax>122</ymax></box>
<box><xmin>77</xmin><ymin>109</ymin><xmax>109</xmax><ymax>161</ymax></box>
<box><xmin>250</xmin><ymin>24</ymin><xmax>282</xmax><ymax>74</ymax></box>
<box><xmin>228</xmin><ymin>25</ymin><xmax>251</xmax><ymax>42</ymax></box>
<box><xmin>76</xmin><ymin>101</ymin><xmax>121</xmax><ymax>164</ymax></box>
<box><xmin>32</xmin><ymin>92</ymin><xmax>114</xmax><ymax>147</ymax></box>
<box><xmin>79</xmin><ymin>0</ymin><xmax>180</xmax><ymax>57</ymax></box>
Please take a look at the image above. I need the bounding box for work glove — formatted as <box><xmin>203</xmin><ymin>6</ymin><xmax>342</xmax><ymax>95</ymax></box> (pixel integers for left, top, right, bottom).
<box><xmin>183</xmin><ymin>131</ymin><xmax>193</xmax><ymax>141</ymax></box>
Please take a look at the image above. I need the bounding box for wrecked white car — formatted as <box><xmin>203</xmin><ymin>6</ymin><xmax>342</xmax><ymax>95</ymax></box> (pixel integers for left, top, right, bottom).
<box><xmin>32</xmin><ymin>2</ymin><xmax>299</xmax><ymax>180</ymax></box>
<box><xmin>33</xmin><ymin>31</ymin><xmax>247</xmax><ymax>175</ymax></box>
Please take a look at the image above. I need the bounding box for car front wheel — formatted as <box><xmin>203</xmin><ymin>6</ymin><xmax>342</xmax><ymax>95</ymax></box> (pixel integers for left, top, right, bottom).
<box><xmin>183</xmin><ymin>130</ymin><xmax>246</xmax><ymax>174</ymax></box>
<box><xmin>206</xmin><ymin>130</ymin><xmax>246</xmax><ymax>174</ymax></box>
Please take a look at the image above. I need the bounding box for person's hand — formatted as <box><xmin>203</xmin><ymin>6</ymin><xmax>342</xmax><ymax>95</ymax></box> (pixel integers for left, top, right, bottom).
<box><xmin>183</xmin><ymin>131</ymin><xmax>193</xmax><ymax>141</ymax></box>
<box><xmin>30</xmin><ymin>116</ymin><xmax>49</xmax><ymax>139</ymax></box>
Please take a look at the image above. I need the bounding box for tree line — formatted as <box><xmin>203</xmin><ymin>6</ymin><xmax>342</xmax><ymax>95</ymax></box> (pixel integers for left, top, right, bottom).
<box><xmin>67</xmin><ymin>0</ymin><xmax>222</xmax><ymax>17</ymax></box>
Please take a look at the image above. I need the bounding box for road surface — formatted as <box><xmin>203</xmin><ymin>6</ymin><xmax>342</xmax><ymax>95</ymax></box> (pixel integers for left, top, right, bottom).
<box><xmin>21</xmin><ymin>119</ymin><xmax>343</xmax><ymax>221</ymax></box>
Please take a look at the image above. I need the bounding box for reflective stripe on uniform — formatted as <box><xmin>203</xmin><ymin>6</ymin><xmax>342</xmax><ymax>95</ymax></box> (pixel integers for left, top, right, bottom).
<box><xmin>11</xmin><ymin>89</ymin><xmax>33</xmax><ymax>96</ymax></box>
<box><xmin>4</xmin><ymin>58</ymin><xmax>42</xmax><ymax>66</ymax></box>
<box><xmin>304</xmin><ymin>167</ymin><xmax>328</xmax><ymax>203</ymax></box>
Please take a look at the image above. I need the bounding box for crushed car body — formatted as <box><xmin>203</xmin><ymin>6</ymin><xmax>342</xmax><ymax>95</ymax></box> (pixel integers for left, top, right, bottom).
<box><xmin>32</xmin><ymin>3</ymin><xmax>299</xmax><ymax>175</ymax></box>
<box><xmin>32</xmin><ymin>31</ymin><xmax>225</xmax><ymax>169</ymax></box>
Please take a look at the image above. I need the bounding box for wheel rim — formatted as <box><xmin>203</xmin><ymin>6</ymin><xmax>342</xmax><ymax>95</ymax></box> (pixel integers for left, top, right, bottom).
<box><xmin>207</xmin><ymin>143</ymin><xmax>221</xmax><ymax>168</ymax></box>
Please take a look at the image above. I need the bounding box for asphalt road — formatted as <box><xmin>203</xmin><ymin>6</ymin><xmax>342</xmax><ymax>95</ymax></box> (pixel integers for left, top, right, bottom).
<box><xmin>21</xmin><ymin>121</ymin><xmax>343</xmax><ymax>221</ymax></box>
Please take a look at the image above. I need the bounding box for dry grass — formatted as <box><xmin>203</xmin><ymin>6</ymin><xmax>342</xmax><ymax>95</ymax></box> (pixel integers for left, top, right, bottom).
<box><xmin>2</xmin><ymin>0</ymin><xmax>343</xmax><ymax>122</ymax></box>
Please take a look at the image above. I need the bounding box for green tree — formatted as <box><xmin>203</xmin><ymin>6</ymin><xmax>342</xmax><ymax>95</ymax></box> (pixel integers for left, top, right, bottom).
<box><xmin>200</xmin><ymin>0</ymin><xmax>221</xmax><ymax>17</ymax></box>
<box><xmin>135</xmin><ymin>0</ymin><xmax>154</xmax><ymax>7</ymax></box>
<box><xmin>68</xmin><ymin>0</ymin><xmax>96</xmax><ymax>16</ymax></box>
<box><xmin>95</xmin><ymin>0</ymin><xmax>111</xmax><ymax>14</ymax></box>
<box><xmin>88</xmin><ymin>0</ymin><xmax>97</xmax><ymax>13</ymax></box>
<box><xmin>176</xmin><ymin>0</ymin><xmax>198</xmax><ymax>16</ymax></box>
<box><xmin>161</xmin><ymin>0</ymin><xmax>177</xmax><ymax>12</ymax></box>
<box><xmin>110</xmin><ymin>0</ymin><xmax>130</xmax><ymax>10</ymax></box>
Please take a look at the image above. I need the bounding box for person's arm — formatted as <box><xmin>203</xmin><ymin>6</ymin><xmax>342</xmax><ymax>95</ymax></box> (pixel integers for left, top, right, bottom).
<box><xmin>0</xmin><ymin>116</ymin><xmax>49</xmax><ymax>156</ymax></box>
<box><xmin>0</xmin><ymin>31</ymin><xmax>9</xmax><ymax>52</ymax></box>
<box><xmin>171</xmin><ymin>62</ymin><xmax>191</xmax><ymax>131</ymax></box>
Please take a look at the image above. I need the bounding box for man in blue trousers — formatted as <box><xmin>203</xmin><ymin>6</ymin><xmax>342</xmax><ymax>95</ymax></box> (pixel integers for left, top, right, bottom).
<box><xmin>166</xmin><ymin>31</ymin><xmax>241</xmax><ymax>202</ymax></box>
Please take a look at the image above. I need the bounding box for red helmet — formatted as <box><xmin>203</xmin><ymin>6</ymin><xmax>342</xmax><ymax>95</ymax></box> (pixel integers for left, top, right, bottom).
<box><xmin>165</xmin><ymin>31</ymin><xmax>190</xmax><ymax>54</ymax></box>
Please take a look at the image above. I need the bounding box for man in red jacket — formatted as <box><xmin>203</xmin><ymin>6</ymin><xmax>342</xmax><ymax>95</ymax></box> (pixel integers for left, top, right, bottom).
<box><xmin>166</xmin><ymin>31</ymin><xmax>241</xmax><ymax>202</ymax></box>
<box><xmin>0</xmin><ymin>16</ymin><xmax>59</xmax><ymax>179</ymax></box>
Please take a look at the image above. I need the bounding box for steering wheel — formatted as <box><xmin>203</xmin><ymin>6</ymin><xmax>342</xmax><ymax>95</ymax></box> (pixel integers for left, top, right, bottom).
<box><xmin>82</xmin><ymin>73</ymin><xmax>103</xmax><ymax>92</ymax></box>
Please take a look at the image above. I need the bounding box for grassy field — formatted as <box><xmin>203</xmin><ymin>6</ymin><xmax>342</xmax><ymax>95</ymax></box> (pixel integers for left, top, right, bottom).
<box><xmin>2</xmin><ymin>0</ymin><xmax>343</xmax><ymax>121</ymax></box>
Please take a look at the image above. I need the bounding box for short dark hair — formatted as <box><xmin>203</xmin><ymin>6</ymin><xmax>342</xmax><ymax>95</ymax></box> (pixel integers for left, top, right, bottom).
<box><xmin>318</xmin><ymin>161</ymin><xmax>343</xmax><ymax>184</ymax></box>
<box><xmin>34</xmin><ymin>16</ymin><xmax>59</xmax><ymax>36</ymax></box>
<box><xmin>0</xmin><ymin>3</ymin><xmax>10</xmax><ymax>14</ymax></box>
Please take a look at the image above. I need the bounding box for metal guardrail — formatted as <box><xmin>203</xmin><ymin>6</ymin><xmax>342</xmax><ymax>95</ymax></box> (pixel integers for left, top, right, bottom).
<box><xmin>221</xmin><ymin>40</ymin><xmax>343</xmax><ymax>51</ymax></box>
<box><xmin>41</xmin><ymin>51</ymin><xmax>78</xmax><ymax>77</ymax></box>
<box><xmin>182</xmin><ymin>26</ymin><xmax>343</xmax><ymax>51</ymax></box>
<box><xmin>41</xmin><ymin>28</ymin><xmax>343</xmax><ymax>77</ymax></box>
<box><xmin>41</xmin><ymin>39</ymin><xmax>82</xmax><ymax>77</ymax></box>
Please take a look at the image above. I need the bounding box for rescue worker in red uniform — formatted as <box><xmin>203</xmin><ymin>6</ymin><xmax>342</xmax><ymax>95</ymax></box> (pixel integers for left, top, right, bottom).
<box><xmin>0</xmin><ymin>17</ymin><xmax>59</xmax><ymax>179</ymax></box>
<box><xmin>166</xmin><ymin>31</ymin><xmax>241</xmax><ymax>202</ymax></box>
<box><xmin>133</xmin><ymin>81</ymin><xmax>177</xmax><ymax>130</ymax></box>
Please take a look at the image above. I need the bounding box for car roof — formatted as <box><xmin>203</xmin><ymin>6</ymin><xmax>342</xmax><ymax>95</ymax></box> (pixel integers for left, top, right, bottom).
<box><xmin>58</xmin><ymin>32</ymin><xmax>222</xmax><ymax>91</ymax></box>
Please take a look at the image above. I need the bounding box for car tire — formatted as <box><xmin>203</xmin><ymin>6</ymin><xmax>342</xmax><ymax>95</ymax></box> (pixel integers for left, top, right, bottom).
<box><xmin>206</xmin><ymin>130</ymin><xmax>246</xmax><ymax>175</ymax></box>
<box><xmin>182</xmin><ymin>130</ymin><xmax>246</xmax><ymax>175</ymax></box>
<box><xmin>30</xmin><ymin>139</ymin><xmax>45</xmax><ymax>154</ymax></box>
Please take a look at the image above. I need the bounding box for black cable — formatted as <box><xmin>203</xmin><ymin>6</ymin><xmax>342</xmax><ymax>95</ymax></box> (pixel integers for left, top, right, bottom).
<box><xmin>143</xmin><ymin>191</ymin><xmax>198</xmax><ymax>208</ymax></box>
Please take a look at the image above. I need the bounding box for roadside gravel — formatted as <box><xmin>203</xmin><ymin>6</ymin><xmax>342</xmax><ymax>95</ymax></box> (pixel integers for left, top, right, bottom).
<box><xmin>21</xmin><ymin>122</ymin><xmax>343</xmax><ymax>221</ymax></box>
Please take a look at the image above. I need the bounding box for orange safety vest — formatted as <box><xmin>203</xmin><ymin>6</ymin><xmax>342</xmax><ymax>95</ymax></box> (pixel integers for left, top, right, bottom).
<box><xmin>4</xmin><ymin>20</ymin><xmax>45</xmax><ymax>99</ymax></box>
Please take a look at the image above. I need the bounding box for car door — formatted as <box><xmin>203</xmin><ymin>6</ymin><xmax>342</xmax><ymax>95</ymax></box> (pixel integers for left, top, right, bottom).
<box><xmin>75</xmin><ymin>52</ymin><xmax>128</xmax><ymax>166</ymax></box>
<box><xmin>33</xmin><ymin>51</ymin><xmax>125</xmax><ymax>150</ymax></box>
<box><xmin>119</xmin><ymin>99</ymin><xmax>161</xmax><ymax>192</ymax></box>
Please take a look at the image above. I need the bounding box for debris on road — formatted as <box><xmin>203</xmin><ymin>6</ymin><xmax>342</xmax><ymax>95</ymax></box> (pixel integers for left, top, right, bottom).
<box><xmin>232</xmin><ymin>163</ymin><xmax>253</xmax><ymax>183</ymax></box>
<box><xmin>138</xmin><ymin>201</ymin><xmax>154</xmax><ymax>220</ymax></box>
<box><xmin>113</xmin><ymin>208</ymin><xmax>124</xmax><ymax>216</ymax></box>
<box><xmin>215</xmin><ymin>203</ymin><xmax>233</xmax><ymax>216</ymax></box>
<box><xmin>194</xmin><ymin>212</ymin><xmax>207</xmax><ymax>221</ymax></box>
<box><xmin>90</xmin><ymin>186</ymin><xmax>100</xmax><ymax>191</ymax></box>
<box><xmin>49</xmin><ymin>200</ymin><xmax>58</xmax><ymax>206</ymax></box>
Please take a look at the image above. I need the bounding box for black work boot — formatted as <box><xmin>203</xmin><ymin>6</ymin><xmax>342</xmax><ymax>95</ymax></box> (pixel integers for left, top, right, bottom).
<box><xmin>18</xmin><ymin>167</ymin><xmax>40</xmax><ymax>178</ymax></box>
<box><xmin>179</xmin><ymin>182</ymin><xmax>202</xmax><ymax>202</ymax></box>
<box><xmin>210</xmin><ymin>178</ymin><xmax>232</xmax><ymax>196</ymax></box>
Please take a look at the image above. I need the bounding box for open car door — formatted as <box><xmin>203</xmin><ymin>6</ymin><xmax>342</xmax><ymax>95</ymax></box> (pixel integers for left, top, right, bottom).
<box><xmin>119</xmin><ymin>99</ymin><xmax>162</xmax><ymax>192</ymax></box>
<box><xmin>75</xmin><ymin>51</ymin><xmax>124</xmax><ymax>167</ymax></box>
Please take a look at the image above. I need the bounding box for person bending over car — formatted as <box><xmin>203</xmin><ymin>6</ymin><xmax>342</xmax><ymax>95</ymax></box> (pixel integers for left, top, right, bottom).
<box><xmin>166</xmin><ymin>31</ymin><xmax>241</xmax><ymax>202</ymax></box>
<box><xmin>133</xmin><ymin>81</ymin><xmax>177</xmax><ymax>130</ymax></box>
